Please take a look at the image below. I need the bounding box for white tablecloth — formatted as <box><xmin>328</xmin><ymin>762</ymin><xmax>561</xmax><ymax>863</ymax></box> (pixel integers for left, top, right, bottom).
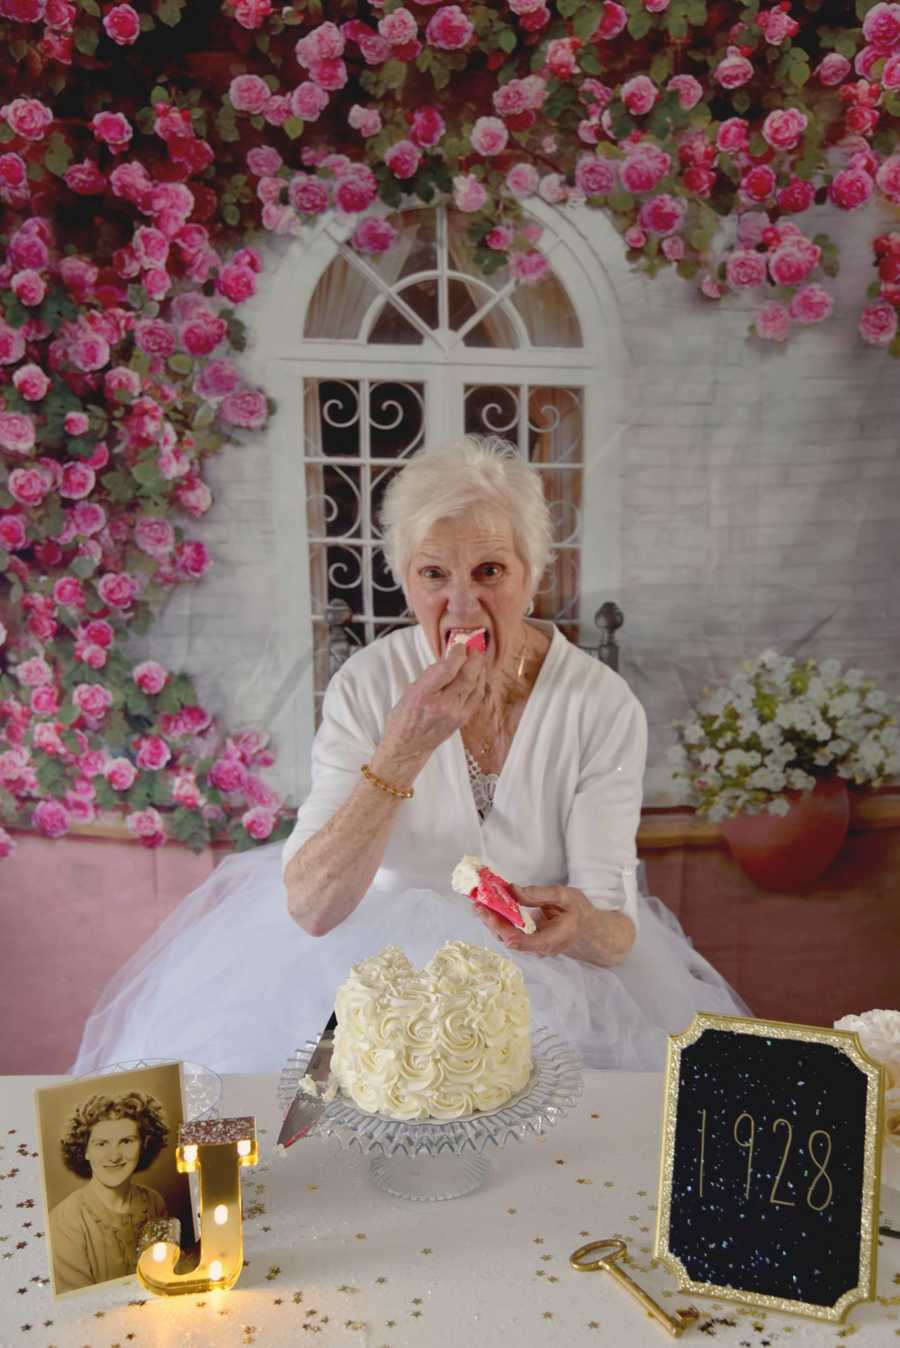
<box><xmin>2</xmin><ymin>1072</ymin><xmax>898</xmax><ymax>1348</ymax></box>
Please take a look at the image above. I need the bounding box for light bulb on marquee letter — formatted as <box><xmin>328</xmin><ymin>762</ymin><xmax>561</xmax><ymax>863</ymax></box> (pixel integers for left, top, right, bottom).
<box><xmin>137</xmin><ymin>1116</ymin><xmax>258</xmax><ymax>1296</ymax></box>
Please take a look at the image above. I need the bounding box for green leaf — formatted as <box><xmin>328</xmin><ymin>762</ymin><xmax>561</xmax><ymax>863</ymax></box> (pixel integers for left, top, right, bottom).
<box><xmin>93</xmin><ymin>779</ymin><xmax>120</xmax><ymax>810</ymax></box>
<box><xmin>124</xmin><ymin>684</ymin><xmax>154</xmax><ymax>720</ymax></box>
<box><xmin>557</xmin><ymin>0</ymin><xmax>580</xmax><ymax>15</ymax></box>
<box><xmin>34</xmin><ymin>758</ymin><xmax>69</xmax><ymax>797</ymax></box>
<box><xmin>150</xmin><ymin>85</ymin><xmax>169</xmax><ymax>104</ymax></box>
<box><xmin>43</xmin><ymin>132</ymin><xmax>73</xmax><ymax>178</ymax></box>
<box><xmin>577</xmin><ymin>48</ymin><xmax>601</xmax><ymax>75</ymax></box>
<box><xmin>70</xmin><ymin>555</ymin><xmax>98</xmax><ymax>579</ymax></box>
<box><xmin>685</xmin><ymin>0</ymin><xmax>707</xmax><ymax>23</ymax></box>
<box><xmin>74</xmin><ymin>24</ymin><xmax>99</xmax><ymax>55</ymax></box>
<box><xmin>215</xmin><ymin>103</ymin><xmax>240</xmax><ymax>144</ymax></box>
<box><xmin>167</xmin><ymin>353</ymin><xmax>194</xmax><ymax>376</ymax></box>
<box><xmin>666</xmin><ymin>11</ymin><xmax>688</xmax><ymax>37</ymax></box>
<box><xmin>573</xmin><ymin>5</ymin><xmax>599</xmax><ymax>39</ymax></box>
<box><xmin>222</xmin><ymin>203</ymin><xmax>240</xmax><ymax>227</ymax></box>
<box><xmin>628</xmin><ymin>8</ymin><xmax>653</xmax><ymax>39</ymax></box>
<box><xmin>497</xmin><ymin>26</ymin><xmax>516</xmax><ymax>52</ymax></box>
<box><xmin>650</xmin><ymin>51</ymin><xmax>674</xmax><ymax>84</ymax></box>
<box><xmin>282</xmin><ymin>115</ymin><xmax>304</xmax><ymax>140</ymax></box>
<box><xmin>101</xmin><ymin>469</ymin><xmax>135</xmax><ymax>505</ymax></box>
<box><xmin>58</xmin><ymin>701</ymin><xmax>81</xmax><ymax>727</ymax></box>
<box><xmin>79</xmin><ymin>0</ymin><xmax>101</xmax><ymax>13</ymax></box>
<box><xmin>156</xmin><ymin>0</ymin><xmax>185</xmax><ymax>26</ymax></box>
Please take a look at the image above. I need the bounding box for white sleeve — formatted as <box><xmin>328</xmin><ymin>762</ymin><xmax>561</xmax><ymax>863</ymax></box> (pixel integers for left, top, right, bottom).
<box><xmin>564</xmin><ymin>691</ymin><xmax>647</xmax><ymax>928</ymax></box>
<box><xmin>280</xmin><ymin>664</ymin><xmax>380</xmax><ymax>875</ymax></box>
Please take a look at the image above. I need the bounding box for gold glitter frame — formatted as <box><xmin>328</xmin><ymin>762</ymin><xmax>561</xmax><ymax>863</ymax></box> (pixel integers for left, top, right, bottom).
<box><xmin>654</xmin><ymin>1012</ymin><xmax>884</xmax><ymax>1323</ymax></box>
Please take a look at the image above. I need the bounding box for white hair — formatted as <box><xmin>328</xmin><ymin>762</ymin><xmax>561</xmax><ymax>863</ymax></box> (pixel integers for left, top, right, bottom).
<box><xmin>379</xmin><ymin>435</ymin><xmax>553</xmax><ymax>596</ymax></box>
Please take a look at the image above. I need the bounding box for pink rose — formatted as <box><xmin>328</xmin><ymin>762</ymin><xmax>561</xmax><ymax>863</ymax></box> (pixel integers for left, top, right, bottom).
<box><xmin>505</xmin><ymin>162</ymin><xmax>539</xmax><ymax>198</ymax></box>
<box><xmin>133</xmin><ymin>660</ymin><xmax>168</xmax><ymax>694</ymax></box>
<box><xmin>333</xmin><ymin>164</ymin><xmax>377</xmax><ymax>213</ymax></box>
<box><xmin>510</xmin><ymin>250</ymin><xmax>549</xmax><ymax>284</ymax></box>
<box><xmin>135</xmin><ymin>516</ymin><xmax>175</xmax><ymax>558</ymax></box>
<box><xmin>595</xmin><ymin>0</ymin><xmax>627</xmax><ymax>37</ymax></box>
<box><xmin>348</xmin><ymin>104</ymin><xmax>382</xmax><ymax>137</ymax></box>
<box><xmin>63</xmin><ymin>159</ymin><xmax>106</xmax><ymax>195</ymax></box>
<box><xmin>171</xmin><ymin>771</ymin><xmax>202</xmax><ymax>808</ymax></box>
<box><xmin>768</xmin><ymin>238</ymin><xmax>821</xmax><ymax>285</ymax></box>
<box><xmin>175</xmin><ymin>539</ymin><xmax>212</xmax><ymax>578</ymax></box>
<box><xmin>64</xmin><ymin>411</ymin><xmax>89</xmax><ymax>436</ymax></box>
<box><xmin>73</xmin><ymin>501</ymin><xmax>107</xmax><ymax>534</ymax></box>
<box><xmin>33</xmin><ymin>799</ymin><xmax>70</xmax><ymax>839</ymax></box>
<box><xmin>102</xmin><ymin>3</ymin><xmax>140</xmax><ymax>44</ymax></box>
<box><xmin>246</xmin><ymin>146</ymin><xmax>282</xmax><ymax>176</ymax></box>
<box><xmin>715</xmin><ymin>47</ymin><xmax>754</xmax><ymax>89</ymax></box>
<box><xmin>105</xmin><ymin>756</ymin><xmax>137</xmax><ymax>790</ymax></box>
<box><xmin>294</xmin><ymin>19</ymin><xmax>344</xmax><ymax>66</ymax></box>
<box><xmin>308</xmin><ymin>57</ymin><xmax>347</xmax><ymax>90</ymax></box>
<box><xmin>0</xmin><ymin>321</ymin><xmax>26</xmax><ymax>365</ymax></box>
<box><xmin>8</xmin><ymin>467</ymin><xmax>48</xmax><ymax>507</ymax></box>
<box><xmin>31</xmin><ymin>685</ymin><xmax>59</xmax><ymax>716</ymax></box>
<box><xmin>12</xmin><ymin>269</ymin><xmax>46</xmax><ymax>306</ymax></box>
<box><xmin>219</xmin><ymin>387</ymin><xmax>268</xmax><ymax>429</ymax></box>
<box><xmin>127</xmin><ymin>807</ymin><xmax>166</xmax><ymax>846</ymax></box>
<box><xmin>168</xmin><ymin>475</ymin><xmax>207</xmax><ymax>520</ymax></box>
<box><xmin>409</xmin><ymin>105</ymin><xmax>444</xmax><ymax>149</ymax></box>
<box><xmin>216</xmin><ymin>263</ymin><xmax>258</xmax><ymax>304</ymax></box>
<box><xmin>862</xmin><ymin>1</ymin><xmax>900</xmax><ymax>46</ymax></box>
<box><xmin>662</xmin><ymin>235</ymin><xmax>685</xmax><ymax>261</ymax></box>
<box><xmin>638</xmin><ymin>193</ymin><xmax>686</xmax><ymax>236</ymax></box>
<box><xmin>229</xmin><ymin>74</ymin><xmax>271</xmax><ymax>114</ymax></box>
<box><xmin>544</xmin><ymin>37</ymin><xmax>579</xmax><ymax>79</ymax></box>
<box><xmin>135</xmin><ymin>736</ymin><xmax>171</xmax><ymax>771</ymax></box>
<box><xmin>425</xmin><ymin>4</ymin><xmax>473</xmax><ymax>49</ymax></box>
<box><xmin>378</xmin><ymin>6</ymin><xmax>417</xmax><ymax>44</ymax></box>
<box><xmin>288</xmin><ymin>173</ymin><xmax>329</xmax><ymax>216</ymax></box>
<box><xmin>858</xmin><ymin>300</ymin><xmax>898</xmax><ymax>346</ymax></box>
<box><xmin>289</xmin><ymin>81</ymin><xmax>330</xmax><ymax>122</ymax></box>
<box><xmin>16</xmin><ymin>656</ymin><xmax>54</xmax><ymax>687</ymax></box>
<box><xmin>575</xmin><ymin>154</ymin><xmax>618</xmax><ymax>197</ymax></box>
<box><xmin>881</xmin><ymin>51</ymin><xmax>900</xmax><ymax>89</ymax></box>
<box><xmin>740</xmin><ymin>164</ymin><xmax>777</xmax><ymax>203</ymax></box>
<box><xmin>829</xmin><ymin>167</ymin><xmax>874</xmax><ymax>210</ymax></box>
<box><xmin>485</xmin><ymin>225</ymin><xmax>514</xmax><ymax>250</ymax></box>
<box><xmin>789</xmin><ymin>284</ymin><xmax>833</xmax><ymax>324</ymax></box>
<box><xmin>722</xmin><ymin>250</ymin><xmax>765</xmax><ymax>289</ymax></box>
<box><xmin>73</xmin><ymin>682</ymin><xmax>112</xmax><ymax>719</ymax></box>
<box><xmin>351</xmin><ymin>216</ymin><xmax>398</xmax><ymax>255</ymax></box>
<box><xmin>60</xmin><ymin>462</ymin><xmax>95</xmax><ymax>499</ymax></box>
<box><xmin>0</xmin><ymin>151</ymin><xmax>27</xmax><ymax>193</ymax></box>
<box><xmin>816</xmin><ymin>52</ymin><xmax>851</xmax><ymax>86</ymax></box>
<box><xmin>180</xmin><ymin>311</ymin><xmax>227</xmax><ymax>357</ymax></box>
<box><xmin>52</xmin><ymin>576</ymin><xmax>85</xmax><ymax>607</ymax></box>
<box><xmin>756</xmin><ymin>6</ymin><xmax>799</xmax><ymax>44</ymax></box>
<box><xmin>384</xmin><ymin>139</ymin><xmax>422</xmax><ymax>179</ymax></box>
<box><xmin>109</xmin><ymin>159</ymin><xmax>151</xmax><ymax>203</ymax></box>
<box><xmin>777</xmin><ymin>177</ymin><xmax>816</xmax><ymax>213</ymax></box>
<box><xmin>538</xmin><ymin>172</ymin><xmax>567</xmax><ymax>204</ymax></box>
<box><xmin>470</xmin><ymin>116</ymin><xmax>508</xmax><ymax>158</ymax></box>
<box><xmin>620</xmin><ymin>144</ymin><xmax>670</xmax><ymax>194</ymax></box>
<box><xmin>90</xmin><ymin>111</ymin><xmax>133</xmax><ymax>151</ymax></box>
<box><xmin>69</xmin><ymin>332</ymin><xmax>110</xmax><ymax>373</ymax></box>
<box><xmin>876</xmin><ymin>155</ymin><xmax>900</xmax><ymax>205</ymax></box>
<box><xmin>193</xmin><ymin>358</ymin><xmax>240</xmax><ymax>400</ymax></box>
<box><xmin>242</xmin><ymin>805</ymin><xmax>275</xmax><ymax>840</ymax></box>
<box><xmin>134</xmin><ymin>318</ymin><xmax>176</xmax><ymax>358</ymax></box>
<box><xmin>97</xmin><ymin>571</ymin><xmax>138</xmax><ymax>608</ymax></box>
<box><xmin>621</xmin><ymin>75</ymin><xmax>658</xmax><ymax>117</ymax></box>
<box><xmin>1</xmin><ymin>98</ymin><xmax>53</xmax><ymax>142</ymax></box>
<box><xmin>667</xmin><ymin>74</ymin><xmax>704</xmax><ymax>109</ymax></box>
<box><xmin>453</xmin><ymin>173</ymin><xmax>488</xmax><ymax>212</ymax></box>
<box><xmin>0</xmin><ymin>514</ymin><xmax>28</xmax><ymax>551</ymax></box>
<box><xmin>761</xmin><ymin>107</ymin><xmax>808</xmax><ymax>152</ymax></box>
<box><xmin>209</xmin><ymin>755</ymin><xmax>247</xmax><ymax>792</ymax></box>
<box><xmin>105</xmin><ymin>366</ymin><xmax>142</xmax><ymax>402</ymax></box>
<box><xmin>0</xmin><ymin>412</ymin><xmax>36</xmax><ymax>454</ymax></box>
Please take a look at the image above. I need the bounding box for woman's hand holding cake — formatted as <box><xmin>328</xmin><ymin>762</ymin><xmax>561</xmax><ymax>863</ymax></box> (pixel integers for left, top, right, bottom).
<box><xmin>474</xmin><ymin>882</ymin><xmax>636</xmax><ymax>967</ymax></box>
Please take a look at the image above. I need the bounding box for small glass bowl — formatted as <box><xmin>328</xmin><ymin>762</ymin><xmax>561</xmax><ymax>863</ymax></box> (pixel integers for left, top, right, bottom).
<box><xmin>84</xmin><ymin>1059</ymin><xmax>223</xmax><ymax>1121</ymax></box>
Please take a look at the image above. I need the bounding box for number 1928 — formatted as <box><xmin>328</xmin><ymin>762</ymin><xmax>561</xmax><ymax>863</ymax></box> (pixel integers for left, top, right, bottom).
<box><xmin>697</xmin><ymin>1110</ymin><xmax>834</xmax><ymax>1212</ymax></box>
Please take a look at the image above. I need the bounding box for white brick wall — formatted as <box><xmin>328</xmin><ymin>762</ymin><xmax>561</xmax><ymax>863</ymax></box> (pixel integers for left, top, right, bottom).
<box><xmin>138</xmin><ymin>210</ymin><xmax>900</xmax><ymax>806</ymax></box>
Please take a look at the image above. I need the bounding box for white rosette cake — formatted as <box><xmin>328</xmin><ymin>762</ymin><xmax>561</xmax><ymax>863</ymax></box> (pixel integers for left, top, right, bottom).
<box><xmin>331</xmin><ymin>940</ymin><xmax>533</xmax><ymax>1121</ymax></box>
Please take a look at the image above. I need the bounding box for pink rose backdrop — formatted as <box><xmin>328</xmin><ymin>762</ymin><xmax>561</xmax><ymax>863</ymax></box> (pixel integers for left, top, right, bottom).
<box><xmin>2</xmin><ymin>0</ymin><xmax>900</xmax><ymax>861</ymax></box>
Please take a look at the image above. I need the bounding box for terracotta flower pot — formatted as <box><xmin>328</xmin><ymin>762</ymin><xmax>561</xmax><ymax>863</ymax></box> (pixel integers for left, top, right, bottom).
<box><xmin>719</xmin><ymin>777</ymin><xmax>850</xmax><ymax>893</ymax></box>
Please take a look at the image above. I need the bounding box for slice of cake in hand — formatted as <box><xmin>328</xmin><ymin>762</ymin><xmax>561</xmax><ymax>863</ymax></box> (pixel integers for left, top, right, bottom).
<box><xmin>451</xmin><ymin>854</ymin><xmax>537</xmax><ymax>934</ymax></box>
<box><xmin>446</xmin><ymin>626</ymin><xmax>487</xmax><ymax>653</ymax></box>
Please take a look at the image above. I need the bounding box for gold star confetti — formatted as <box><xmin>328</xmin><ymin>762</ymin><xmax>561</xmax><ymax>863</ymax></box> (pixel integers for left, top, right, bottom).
<box><xmin>506</xmin><ymin>1208</ymin><xmax>517</xmax><ymax>1215</ymax></box>
<box><xmin>344</xmin><ymin>1321</ymin><xmax>366</xmax><ymax>1331</ymax></box>
<box><xmin>591</xmin><ymin>1112</ymin><xmax>600</xmax><ymax>1119</ymax></box>
<box><xmin>293</xmin><ymin>1292</ymin><xmax>304</xmax><ymax>1304</ymax></box>
<box><xmin>387</xmin><ymin>1320</ymin><xmax>397</xmax><ymax>1328</ymax></box>
<box><xmin>355</xmin><ymin>1233</ymin><xmax>367</xmax><ymax>1240</ymax></box>
<box><xmin>533</xmin><ymin>1237</ymin><xmax>544</xmax><ymax>1245</ymax></box>
<box><xmin>273</xmin><ymin>1299</ymin><xmax>283</xmax><ymax>1306</ymax></box>
<box><xmin>412</xmin><ymin>1298</ymin><xmax>423</xmax><ymax>1306</ymax></box>
<box><xmin>543</xmin><ymin>1311</ymin><xmax>554</xmax><ymax>1320</ymax></box>
<box><xmin>307</xmin><ymin>1184</ymin><xmax>319</xmax><ymax>1191</ymax></box>
<box><xmin>579</xmin><ymin>1230</ymin><xmax>590</xmax><ymax>1238</ymax></box>
<box><xmin>337</xmin><ymin>1285</ymin><xmax>358</xmax><ymax>1294</ymax></box>
<box><xmin>547</xmin><ymin>1275</ymin><xmax>559</xmax><ymax>1284</ymax></box>
<box><xmin>555</xmin><ymin>1159</ymin><xmax>566</xmax><ymax>1166</ymax></box>
<box><xmin>421</xmin><ymin>1248</ymin><xmax>432</xmax><ymax>1255</ymax></box>
<box><xmin>266</xmin><ymin>1266</ymin><xmax>281</xmax><ymax>1280</ymax></box>
<box><xmin>589</xmin><ymin>1322</ymin><xmax>600</xmax><ymax>1330</ymax></box>
<box><xmin>604</xmin><ymin>1181</ymin><xmax>615</xmax><ymax>1188</ymax></box>
<box><xmin>576</xmin><ymin>1178</ymin><xmax>593</xmax><ymax>1185</ymax></box>
<box><xmin>535</xmin><ymin>1270</ymin><xmax>545</xmax><ymax>1278</ymax></box>
<box><xmin>375</xmin><ymin>1277</ymin><xmax>387</xmax><ymax>1284</ymax></box>
<box><xmin>411</xmin><ymin>1311</ymin><xmax>423</xmax><ymax>1318</ymax></box>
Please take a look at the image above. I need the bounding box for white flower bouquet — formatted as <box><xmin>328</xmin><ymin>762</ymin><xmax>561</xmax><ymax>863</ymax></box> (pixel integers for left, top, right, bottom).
<box><xmin>671</xmin><ymin>651</ymin><xmax>899</xmax><ymax>822</ymax></box>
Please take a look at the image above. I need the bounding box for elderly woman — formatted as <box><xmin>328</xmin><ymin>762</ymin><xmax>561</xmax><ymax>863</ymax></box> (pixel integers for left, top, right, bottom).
<box><xmin>73</xmin><ymin>437</ymin><xmax>744</xmax><ymax>1076</ymax></box>
<box><xmin>49</xmin><ymin>1091</ymin><xmax>168</xmax><ymax>1294</ymax></box>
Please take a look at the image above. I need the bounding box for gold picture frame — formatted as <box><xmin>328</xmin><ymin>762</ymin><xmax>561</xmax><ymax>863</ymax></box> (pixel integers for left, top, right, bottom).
<box><xmin>654</xmin><ymin>1012</ymin><xmax>884</xmax><ymax>1322</ymax></box>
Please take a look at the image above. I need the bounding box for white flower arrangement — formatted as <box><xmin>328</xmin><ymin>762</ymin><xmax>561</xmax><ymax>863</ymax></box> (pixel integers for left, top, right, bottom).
<box><xmin>670</xmin><ymin>651</ymin><xmax>900</xmax><ymax>822</ymax></box>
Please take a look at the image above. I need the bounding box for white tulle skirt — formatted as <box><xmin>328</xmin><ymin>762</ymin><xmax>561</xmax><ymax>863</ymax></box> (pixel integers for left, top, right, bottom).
<box><xmin>72</xmin><ymin>844</ymin><xmax>749</xmax><ymax>1076</ymax></box>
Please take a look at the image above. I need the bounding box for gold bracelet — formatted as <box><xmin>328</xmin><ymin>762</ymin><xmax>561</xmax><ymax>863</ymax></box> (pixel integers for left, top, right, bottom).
<box><xmin>360</xmin><ymin>763</ymin><xmax>414</xmax><ymax>800</ymax></box>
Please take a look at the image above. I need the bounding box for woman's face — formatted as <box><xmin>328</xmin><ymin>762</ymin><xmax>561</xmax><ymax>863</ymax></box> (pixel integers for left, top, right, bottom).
<box><xmin>85</xmin><ymin>1117</ymin><xmax>141</xmax><ymax>1188</ymax></box>
<box><xmin>405</xmin><ymin>514</ymin><xmax>532</xmax><ymax>669</ymax></box>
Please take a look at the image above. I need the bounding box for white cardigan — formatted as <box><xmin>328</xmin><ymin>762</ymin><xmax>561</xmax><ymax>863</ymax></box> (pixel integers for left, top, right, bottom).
<box><xmin>282</xmin><ymin>620</ymin><xmax>647</xmax><ymax>926</ymax></box>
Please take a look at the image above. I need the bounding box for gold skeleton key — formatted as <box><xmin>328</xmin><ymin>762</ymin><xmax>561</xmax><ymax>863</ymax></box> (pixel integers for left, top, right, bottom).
<box><xmin>570</xmin><ymin>1239</ymin><xmax>699</xmax><ymax>1337</ymax></box>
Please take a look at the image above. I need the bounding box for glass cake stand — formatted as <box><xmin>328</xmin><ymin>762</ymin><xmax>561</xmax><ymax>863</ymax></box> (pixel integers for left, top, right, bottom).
<box><xmin>278</xmin><ymin>1026</ymin><xmax>583</xmax><ymax>1201</ymax></box>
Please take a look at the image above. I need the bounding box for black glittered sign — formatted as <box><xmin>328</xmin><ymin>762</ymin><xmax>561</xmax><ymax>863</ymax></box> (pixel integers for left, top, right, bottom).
<box><xmin>655</xmin><ymin>1014</ymin><xmax>883</xmax><ymax>1322</ymax></box>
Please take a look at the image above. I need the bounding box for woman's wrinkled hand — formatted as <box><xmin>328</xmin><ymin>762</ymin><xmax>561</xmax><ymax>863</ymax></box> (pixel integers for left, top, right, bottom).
<box><xmin>473</xmin><ymin>883</ymin><xmax>635</xmax><ymax>966</ymax></box>
<box><xmin>378</xmin><ymin>642</ymin><xmax>487</xmax><ymax>769</ymax></box>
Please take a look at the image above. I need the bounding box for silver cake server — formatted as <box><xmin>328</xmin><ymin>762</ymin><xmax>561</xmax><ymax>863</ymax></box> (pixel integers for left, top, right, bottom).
<box><xmin>277</xmin><ymin>1010</ymin><xmax>337</xmax><ymax>1150</ymax></box>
